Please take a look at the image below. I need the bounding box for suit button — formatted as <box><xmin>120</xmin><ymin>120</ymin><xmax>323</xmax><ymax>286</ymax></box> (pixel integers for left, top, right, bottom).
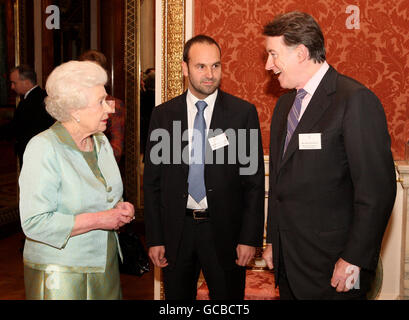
<box><xmin>207</xmin><ymin>189</ymin><xmax>213</xmax><ymax>192</ymax></box>
<box><xmin>107</xmin><ymin>198</ymin><xmax>114</xmax><ymax>203</ymax></box>
<box><xmin>106</xmin><ymin>186</ymin><xmax>112</xmax><ymax>192</ymax></box>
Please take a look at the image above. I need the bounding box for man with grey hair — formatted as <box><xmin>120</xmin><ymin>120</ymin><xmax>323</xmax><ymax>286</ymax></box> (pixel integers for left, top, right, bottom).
<box><xmin>0</xmin><ymin>65</ymin><xmax>54</xmax><ymax>166</ymax></box>
<box><xmin>262</xmin><ymin>11</ymin><xmax>396</xmax><ymax>299</ymax></box>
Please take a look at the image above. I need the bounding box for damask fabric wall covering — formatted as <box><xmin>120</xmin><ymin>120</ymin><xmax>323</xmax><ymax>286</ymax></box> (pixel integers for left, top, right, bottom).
<box><xmin>195</xmin><ymin>0</ymin><xmax>409</xmax><ymax>159</ymax></box>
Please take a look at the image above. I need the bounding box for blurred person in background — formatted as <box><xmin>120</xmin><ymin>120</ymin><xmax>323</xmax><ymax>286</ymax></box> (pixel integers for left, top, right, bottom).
<box><xmin>0</xmin><ymin>65</ymin><xmax>54</xmax><ymax>167</ymax></box>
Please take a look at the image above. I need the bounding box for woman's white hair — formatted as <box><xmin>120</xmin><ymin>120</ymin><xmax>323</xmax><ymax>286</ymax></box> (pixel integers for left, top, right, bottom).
<box><xmin>45</xmin><ymin>60</ymin><xmax>107</xmax><ymax>121</ymax></box>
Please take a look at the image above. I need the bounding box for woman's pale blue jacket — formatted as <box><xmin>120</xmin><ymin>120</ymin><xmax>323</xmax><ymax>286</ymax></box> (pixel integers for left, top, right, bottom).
<box><xmin>19</xmin><ymin>122</ymin><xmax>123</xmax><ymax>272</ymax></box>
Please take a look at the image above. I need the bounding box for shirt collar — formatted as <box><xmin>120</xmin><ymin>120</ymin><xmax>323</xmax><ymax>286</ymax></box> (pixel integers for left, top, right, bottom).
<box><xmin>303</xmin><ymin>61</ymin><xmax>330</xmax><ymax>96</ymax></box>
<box><xmin>24</xmin><ymin>85</ymin><xmax>38</xmax><ymax>99</ymax></box>
<box><xmin>186</xmin><ymin>88</ymin><xmax>218</xmax><ymax>110</ymax></box>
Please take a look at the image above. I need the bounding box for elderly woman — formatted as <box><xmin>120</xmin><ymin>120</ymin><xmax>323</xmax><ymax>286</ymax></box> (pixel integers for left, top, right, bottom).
<box><xmin>19</xmin><ymin>60</ymin><xmax>134</xmax><ymax>300</ymax></box>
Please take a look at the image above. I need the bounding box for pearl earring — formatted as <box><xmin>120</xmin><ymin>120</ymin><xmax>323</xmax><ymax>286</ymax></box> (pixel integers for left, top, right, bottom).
<box><xmin>75</xmin><ymin>118</ymin><xmax>80</xmax><ymax>123</ymax></box>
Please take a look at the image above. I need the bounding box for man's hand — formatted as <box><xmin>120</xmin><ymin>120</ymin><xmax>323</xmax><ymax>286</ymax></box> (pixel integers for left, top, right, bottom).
<box><xmin>331</xmin><ymin>258</ymin><xmax>360</xmax><ymax>292</ymax></box>
<box><xmin>262</xmin><ymin>244</ymin><xmax>274</xmax><ymax>270</ymax></box>
<box><xmin>236</xmin><ymin>244</ymin><xmax>256</xmax><ymax>266</ymax></box>
<box><xmin>148</xmin><ymin>245</ymin><xmax>168</xmax><ymax>268</ymax></box>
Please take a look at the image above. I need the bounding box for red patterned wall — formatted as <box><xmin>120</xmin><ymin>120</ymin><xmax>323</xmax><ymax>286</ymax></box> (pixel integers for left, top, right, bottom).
<box><xmin>194</xmin><ymin>0</ymin><xmax>409</xmax><ymax>159</ymax></box>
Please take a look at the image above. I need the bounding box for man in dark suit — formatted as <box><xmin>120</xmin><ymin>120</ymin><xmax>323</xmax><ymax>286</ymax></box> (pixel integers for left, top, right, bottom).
<box><xmin>261</xmin><ymin>12</ymin><xmax>396</xmax><ymax>299</ymax></box>
<box><xmin>144</xmin><ymin>35</ymin><xmax>265</xmax><ymax>299</ymax></box>
<box><xmin>0</xmin><ymin>65</ymin><xmax>54</xmax><ymax>166</ymax></box>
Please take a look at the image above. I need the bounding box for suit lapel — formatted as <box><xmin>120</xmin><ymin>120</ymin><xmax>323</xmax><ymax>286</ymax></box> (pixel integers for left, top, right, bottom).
<box><xmin>208</xmin><ymin>90</ymin><xmax>225</xmax><ymax>134</ymax></box>
<box><xmin>205</xmin><ymin>90</ymin><xmax>225</xmax><ymax>170</ymax></box>
<box><xmin>172</xmin><ymin>92</ymin><xmax>189</xmax><ymax>175</ymax></box>
<box><xmin>276</xmin><ymin>91</ymin><xmax>296</xmax><ymax>172</ymax></box>
<box><xmin>278</xmin><ymin>66</ymin><xmax>337</xmax><ymax>171</ymax></box>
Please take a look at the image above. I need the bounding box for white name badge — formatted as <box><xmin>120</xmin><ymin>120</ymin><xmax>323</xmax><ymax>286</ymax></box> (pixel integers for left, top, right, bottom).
<box><xmin>208</xmin><ymin>133</ymin><xmax>229</xmax><ymax>151</ymax></box>
<box><xmin>298</xmin><ymin>133</ymin><xmax>321</xmax><ymax>150</ymax></box>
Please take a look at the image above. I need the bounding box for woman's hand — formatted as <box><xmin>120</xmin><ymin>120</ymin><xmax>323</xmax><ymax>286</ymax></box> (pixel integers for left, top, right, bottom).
<box><xmin>101</xmin><ymin>202</ymin><xmax>135</xmax><ymax>230</ymax></box>
<box><xmin>71</xmin><ymin>202</ymin><xmax>135</xmax><ymax>237</ymax></box>
<box><xmin>98</xmin><ymin>208</ymin><xmax>128</xmax><ymax>230</ymax></box>
<box><xmin>115</xmin><ymin>201</ymin><xmax>135</xmax><ymax>226</ymax></box>
<box><xmin>115</xmin><ymin>201</ymin><xmax>135</xmax><ymax>217</ymax></box>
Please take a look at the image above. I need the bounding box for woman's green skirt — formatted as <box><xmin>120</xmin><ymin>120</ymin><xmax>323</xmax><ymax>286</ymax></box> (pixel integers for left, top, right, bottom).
<box><xmin>24</xmin><ymin>231</ymin><xmax>122</xmax><ymax>300</ymax></box>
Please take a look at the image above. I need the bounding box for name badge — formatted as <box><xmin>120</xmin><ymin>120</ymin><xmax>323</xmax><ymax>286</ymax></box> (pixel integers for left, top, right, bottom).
<box><xmin>299</xmin><ymin>133</ymin><xmax>321</xmax><ymax>150</ymax></box>
<box><xmin>208</xmin><ymin>133</ymin><xmax>229</xmax><ymax>151</ymax></box>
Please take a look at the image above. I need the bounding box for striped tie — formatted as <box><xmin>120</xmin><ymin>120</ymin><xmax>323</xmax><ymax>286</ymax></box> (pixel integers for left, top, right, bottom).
<box><xmin>283</xmin><ymin>89</ymin><xmax>308</xmax><ymax>155</ymax></box>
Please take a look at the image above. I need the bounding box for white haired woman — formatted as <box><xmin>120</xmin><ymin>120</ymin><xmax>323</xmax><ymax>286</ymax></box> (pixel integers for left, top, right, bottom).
<box><xmin>19</xmin><ymin>60</ymin><xmax>134</xmax><ymax>300</ymax></box>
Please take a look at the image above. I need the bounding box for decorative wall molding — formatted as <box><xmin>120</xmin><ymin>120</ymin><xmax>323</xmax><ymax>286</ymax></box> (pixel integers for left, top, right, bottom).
<box><xmin>160</xmin><ymin>0</ymin><xmax>185</xmax><ymax>103</ymax></box>
<box><xmin>124</xmin><ymin>0</ymin><xmax>142</xmax><ymax>213</ymax></box>
<box><xmin>396</xmin><ymin>161</ymin><xmax>409</xmax><ymax>299</ymax></box>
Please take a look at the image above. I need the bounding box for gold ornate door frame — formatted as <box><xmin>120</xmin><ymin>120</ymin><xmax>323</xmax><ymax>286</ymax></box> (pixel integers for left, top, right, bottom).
<box><xmin>160</xmin><ymin>0</ymin><xmax>186</xmax><ymax>103</ymax></box>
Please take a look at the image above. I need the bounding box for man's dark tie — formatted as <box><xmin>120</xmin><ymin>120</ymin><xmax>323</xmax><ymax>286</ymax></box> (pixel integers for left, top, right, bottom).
<box><xmin>283</xmin><ymin>89</ymin><xmax>308</xmax><ymax>155</ymax></box>
<box><xmin>188</xmin><ymin>100</ymin><xmax>208</xmax><ymax>203</ymax></box>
